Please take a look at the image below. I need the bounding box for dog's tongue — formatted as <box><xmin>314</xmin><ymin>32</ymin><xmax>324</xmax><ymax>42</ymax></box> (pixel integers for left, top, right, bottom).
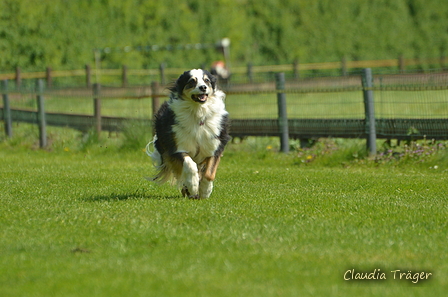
<box><xmin>198</xmin><ymin>94</ymin><xmax>207</xmax><ymax>101</ymax></box>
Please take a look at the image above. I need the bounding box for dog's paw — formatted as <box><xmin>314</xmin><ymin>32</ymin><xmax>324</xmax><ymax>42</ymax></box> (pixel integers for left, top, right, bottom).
<box><xmin>183</xmin><ymin>175</ymin><xmax>199</xmax><ymax>197</ymax></box>
<box><xmin>181</xmin><ymin>156</ymin><xmax>199</xmax><ymax>197</ymax></box>
<box><xmin>181</xmin><ymin>186</ymin><xmax>190</xmax><ymax>197</ymax></box>
<box><xmin>199</xmin><ymin>179</ymin><xmax>213</xmax><ymax>199</ymax></box>
<box><xmin>181</xmin><ymin>186</ymin><xmax>201</xmax><ymax>199</ymax></box>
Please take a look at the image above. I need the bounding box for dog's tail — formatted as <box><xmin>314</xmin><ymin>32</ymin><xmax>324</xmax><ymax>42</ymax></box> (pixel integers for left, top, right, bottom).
<box><xmin>145</xmin><ymin>136</ymin><xmax>161</xmax><ymax>166</ymax></box>
<box><xmin>145</xmin><ymin>136</ymin><xmax>175</xmax><ymax>184</ymax></box>
<box><xmin>145</xmin><ymin>136</ymin><xmax>163</xmax><ymax>181</ymax></box>
<box><xmin>145</xmin><ymin>136</ymin><xmax>155</xmax><ymax>157</ymax></box>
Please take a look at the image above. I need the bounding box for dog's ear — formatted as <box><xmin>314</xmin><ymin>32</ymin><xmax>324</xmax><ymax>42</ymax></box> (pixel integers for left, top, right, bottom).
<box><xmin>169</xmin><ymin>70</ymin><xmax>191</xmax><ymax>94</ymax></box>
<box><xmin>203</xmin><ymin>69</ymin><xmax>217</xmax><ymax>90</ymax></box>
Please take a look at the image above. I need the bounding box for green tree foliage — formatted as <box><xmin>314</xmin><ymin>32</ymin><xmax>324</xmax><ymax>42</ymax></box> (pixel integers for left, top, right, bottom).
<box><xmin>0</xmin><ymin>0</ymin><xmax>447</xmax><ymax>72</ymax></box>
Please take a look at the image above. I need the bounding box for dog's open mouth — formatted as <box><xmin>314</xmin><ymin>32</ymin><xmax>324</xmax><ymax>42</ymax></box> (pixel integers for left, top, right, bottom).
<box><xmin>192</xmin><ymin>94</ymin><xmax>208</xmax><ymax>103</ymax></box>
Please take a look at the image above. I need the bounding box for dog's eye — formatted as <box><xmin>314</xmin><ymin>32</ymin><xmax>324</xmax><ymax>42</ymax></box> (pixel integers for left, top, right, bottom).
<box><xmin>204</xmin><ymin>78</ymin><xmax>210</xmax><ymax>83</ymax></box>
<box><xmin>187</xmin><ymin>79</ymin><xmax>196</xmax><ymax>88</ymax></box>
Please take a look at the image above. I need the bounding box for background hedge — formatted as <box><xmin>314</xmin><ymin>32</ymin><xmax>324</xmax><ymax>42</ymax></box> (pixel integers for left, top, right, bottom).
<box><xmin>1</xmin><ymin>0</ymin><xmax>447</xmax><ymax>71</ymax></box>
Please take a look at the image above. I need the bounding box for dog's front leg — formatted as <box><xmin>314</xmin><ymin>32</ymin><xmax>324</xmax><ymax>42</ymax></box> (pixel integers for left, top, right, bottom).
<box><xmin>198</xmin><ymin>156</ymin><xmax>221</xmax><ymax>199</ymax></box>
<box><xmin>181</xmin><ymin>155</ymin><xmax>200</xmax><ymax>199</ymax></box>
<box><xmin>199</xmin><ymin>179</ymin><xmax>213</xmax><ymax>199</ymax></box>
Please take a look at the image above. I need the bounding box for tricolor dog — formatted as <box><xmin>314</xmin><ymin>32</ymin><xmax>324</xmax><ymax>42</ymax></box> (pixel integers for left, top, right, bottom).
<box><xmin>146</xmin><ymin>69</ymin><xmax>230</xmax><ymax>199</ymax></box>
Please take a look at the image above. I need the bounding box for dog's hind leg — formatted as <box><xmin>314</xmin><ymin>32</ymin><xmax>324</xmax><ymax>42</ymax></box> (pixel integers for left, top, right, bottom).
<box><xmin>181</xmin><ymin>155</ymin><xmax>200</xmax><ymax>199</ymax></box>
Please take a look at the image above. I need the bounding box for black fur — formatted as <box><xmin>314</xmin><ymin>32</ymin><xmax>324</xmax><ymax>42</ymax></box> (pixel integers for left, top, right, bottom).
<box><xmin>215</xmin><ymin>114</ymin><xmax>231</xmax><ymax>157</ymax></box>
<box><xmin>168</xmin><ymin>69</ymin><xmax>217</xmax><ymax>95</ymax></box>
<box><xmin>154</xmin><ymin>102</ymin><xmax>177</xmax><ymax>156</ymax></box>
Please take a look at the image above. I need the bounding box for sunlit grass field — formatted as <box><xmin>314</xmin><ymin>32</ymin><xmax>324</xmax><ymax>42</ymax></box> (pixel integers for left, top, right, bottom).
<box><xmin>1</xmin><ymin>81</ymin><xmax>447</xmax><ymax>296</ymax></box>
<box><xmin>1</xmin><ymin>129</ymin><xmax>447</xmax><ymax>296</ymax></box>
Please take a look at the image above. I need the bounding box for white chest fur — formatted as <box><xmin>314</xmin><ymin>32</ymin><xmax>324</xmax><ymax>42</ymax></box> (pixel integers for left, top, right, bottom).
<box><xmin>170</xmin><ymin>92</ymin><xmax>227</xmax><ymax>163</ymax></box>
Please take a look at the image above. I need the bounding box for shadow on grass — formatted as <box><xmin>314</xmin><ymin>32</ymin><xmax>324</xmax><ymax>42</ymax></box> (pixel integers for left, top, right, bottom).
<box><xmin>84</xmin><ymin>192</ymin><xmax>181</xmax><ymax>202</ymax></box>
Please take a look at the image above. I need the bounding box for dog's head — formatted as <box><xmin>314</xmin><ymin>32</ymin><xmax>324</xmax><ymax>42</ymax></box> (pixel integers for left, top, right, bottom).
<box><xmin>170</xmin><ymin>69</ymin><xmax>217</xmax><ymax>104</ymax></box>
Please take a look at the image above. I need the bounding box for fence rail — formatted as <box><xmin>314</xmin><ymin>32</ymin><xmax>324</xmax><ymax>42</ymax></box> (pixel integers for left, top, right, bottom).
<box><xmin>1</xmin><ymin>69</ymin><xmax>448</xmax><ymax>152</ymax></box>
<box><xmin>1</xmin><ymin>56</ymin><xmax>447</xmax><ymax>88</ymax></box>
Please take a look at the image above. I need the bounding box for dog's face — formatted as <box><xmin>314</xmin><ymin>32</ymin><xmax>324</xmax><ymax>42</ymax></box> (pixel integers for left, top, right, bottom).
<box><xmin>174</xmin><ymin>69</ymin><xmax>217</xmax><ymax>104</ymax></box>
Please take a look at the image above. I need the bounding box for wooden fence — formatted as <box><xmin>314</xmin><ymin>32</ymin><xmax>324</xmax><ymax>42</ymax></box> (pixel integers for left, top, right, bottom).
<box><xmin>1</xmin><ymin>56</ymin><xmax>447</xmax><ymax>88</ymax></box>
<box><xmin>2</xmin><ymin>69</ymin><xmax>448</xmax><ymax>153</ymax></box>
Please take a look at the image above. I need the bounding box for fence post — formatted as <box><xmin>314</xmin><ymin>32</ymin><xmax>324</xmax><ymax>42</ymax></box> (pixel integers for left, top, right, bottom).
<box><xmin>293</xmin><ymin>59</ymin><xmax>299</xmax><ymax>80</ymax></box>
<box><xmin>15</xmin><ymin>67</ymin><xmax>21</xmax><ymax>90</ymax></box>
<box><xmin>341</xmin><ymin>56</ymin><xmax>347</xmax><ymax>76</ymax></box>
<box><xmin>2</xmin><ymin>80</ymin><xmax>12</xmax><ymax>138</ymax></box>
<box><xmin>362</xmin><ymin>68</ymin><xmax>377</xmax><ymax>155</ymax></box>
<box><xmin>85</xmin><ymin>64</ymin><xmax>92</xmax><ymax>88</ymax></box>
<box><xmin>398</xmin><ymin>55</ymin><xmax>405</xmax><ymax>73</ymax></box>
<box><xmin>151</xmin><ymin>81</ymin><xmax>160</xmax><ymax>116</ymax></box>
<box><xmin>276</xmin><ymin>72</ymin><xmax>289</xmax><ymax>153</ymax></box>
<box><xmin>247</xmin><ymin>63</ymin><xmax>253</xmax><ymax>83</ymax></box>
<box><xmin>36</xmin><ymin>79</ymin><xmax>47</xmax><ymax>148</ymax></box>
<box><xmin>122</xmin><ymin>65</ymin><xmax>128</xmax><ymax>87</ymax></box>
<box><xmin>46</xmin><ymin>67</ymin><xmax>53</xmax><ymax>88</ymax></box>
<box><xmin>151</xmin><ymin>81</ymin><xmax>161</xmax><ymax>135</ymax></box>
<box><xmin>159</xmin><ymin>63</ymin><xmax>166</xmax><ymax>85</ymax></box>
<box><xmin>93</xmin><ymin>83</ymin><xmax>101</xmax><ymax>138</ymax></box>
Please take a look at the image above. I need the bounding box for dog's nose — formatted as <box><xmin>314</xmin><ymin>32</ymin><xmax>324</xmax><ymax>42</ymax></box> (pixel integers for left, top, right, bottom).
<box><xmin>199</xmin><ymin>85</ymin><xmax>207</xmax><ymax>92</ymax></box>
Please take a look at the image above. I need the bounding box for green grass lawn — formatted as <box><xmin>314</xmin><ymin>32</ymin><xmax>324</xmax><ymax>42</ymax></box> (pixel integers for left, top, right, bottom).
<box><xmin>1</xmin><ymin>138</ymin><xmax>447</xmax><ymax>296</ymax></box>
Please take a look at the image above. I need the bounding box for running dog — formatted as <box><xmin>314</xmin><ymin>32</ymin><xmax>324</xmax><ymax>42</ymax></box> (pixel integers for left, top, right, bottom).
<box><xmin>146</xmin><ymin>69</ymin><xmax>230</xmax><ymax>199</ymax></box>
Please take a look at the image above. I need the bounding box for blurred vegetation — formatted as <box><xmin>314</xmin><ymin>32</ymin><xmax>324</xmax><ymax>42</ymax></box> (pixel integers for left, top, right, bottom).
<box><xmin>0</xmin><ymin>0</ymin><xmax>447</xmax><ymax>72</ymax></box>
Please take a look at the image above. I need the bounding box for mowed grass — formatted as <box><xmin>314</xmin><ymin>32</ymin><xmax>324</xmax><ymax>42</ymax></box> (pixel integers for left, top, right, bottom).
<box><xmin>1</xmin><ymin>143</ymin><xmax>447</xmax><ymax>297</ymax></box>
